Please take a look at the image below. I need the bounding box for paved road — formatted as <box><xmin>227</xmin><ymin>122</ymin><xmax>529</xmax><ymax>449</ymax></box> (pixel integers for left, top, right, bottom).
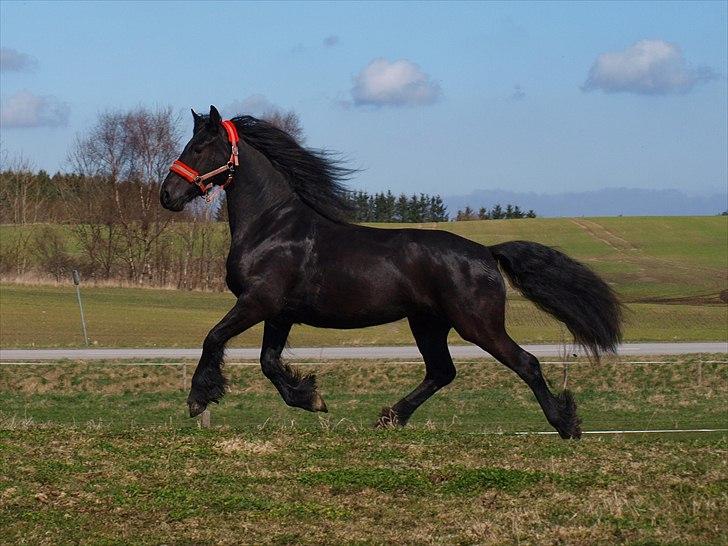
<box><xmin>1</xmin><ymin>342</ymin><xmax>725</xmax><ymax>361</ymax></box>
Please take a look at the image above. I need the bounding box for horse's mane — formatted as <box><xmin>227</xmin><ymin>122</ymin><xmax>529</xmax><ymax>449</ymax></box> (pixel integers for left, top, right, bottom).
<box><xmin>231</xmin><ymin>115</ymin><xmax>356</xmax><ymax>222</ymax></box>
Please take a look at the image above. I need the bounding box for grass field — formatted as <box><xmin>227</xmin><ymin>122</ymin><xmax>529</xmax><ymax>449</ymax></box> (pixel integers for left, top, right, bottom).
<box><xmin>1</xmin><ymin>282</ymin><xmax>726</xmax><ymax>348</ymax></box>
<box><xmin>1</xmin><ymin>355</ymin><xmax>726</xmax><ymax>544</ymax></box>
<box><xmin>3</xmin><ymin>215</ymin><xmax>726</xmax><ymax>300</ymax></box>
<box><xmin>1</xmin><ymin>216</ymin><xmax>726</xmax><ymax>348</ymax></box>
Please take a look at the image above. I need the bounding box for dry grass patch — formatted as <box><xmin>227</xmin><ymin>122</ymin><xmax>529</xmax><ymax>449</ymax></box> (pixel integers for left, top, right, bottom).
<box><xmin>214</xmin><ymin>438</ymin><xmax>278</xmax><ymax>456</ymax></box>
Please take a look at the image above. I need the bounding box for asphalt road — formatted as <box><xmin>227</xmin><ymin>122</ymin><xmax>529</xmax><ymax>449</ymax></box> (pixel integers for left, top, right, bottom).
<box><xmin>1</xmin><ymin>342</ymin><xmax>725</xmax><ymax>361</ymax></box>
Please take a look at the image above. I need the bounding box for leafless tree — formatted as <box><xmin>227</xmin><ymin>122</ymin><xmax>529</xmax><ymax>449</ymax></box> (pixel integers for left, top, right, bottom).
<box><xmin>0</xmin><ymin>154</ymin><xmax>44</xmax><ymax>275</ymax></box>
<box><xmin>262</xmin><ymin>109</ymin><xmax>305</xmax><ymax>143</ymax></box>
<box><xmin>67</xmin><ymin>106</ymin><xmax>183</xmax><ymax>283</ymax></box>
<box><xmin>0</xmin><ymin>154</ymin><xmax>44</xmax><ymax>225</ymax></box>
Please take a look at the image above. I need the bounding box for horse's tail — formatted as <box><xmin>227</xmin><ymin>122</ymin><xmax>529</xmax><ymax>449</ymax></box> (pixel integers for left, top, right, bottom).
<box><xmin>490</xmin><ymin>240</ymin><xmax>622</xmax><ymax>357</ymax></box>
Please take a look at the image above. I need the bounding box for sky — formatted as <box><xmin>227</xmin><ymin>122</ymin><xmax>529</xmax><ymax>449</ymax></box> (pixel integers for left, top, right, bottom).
<box><xmin>1</xmin><ymin>1</ymin><xmax>726</xmax><ymax>198</ymax></box>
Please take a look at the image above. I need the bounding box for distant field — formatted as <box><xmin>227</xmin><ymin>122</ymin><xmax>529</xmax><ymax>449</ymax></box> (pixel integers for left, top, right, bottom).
<box><xmin>1</xmin><ymin>356</ymin><xmax>726</xmax><ymax>544</ymax></box>
<box><xmin>1</xmin><ymin>216</ymin><xmax>726</xmax><ymax>348</ymax></box>
<box><xmin>2</xmin><ymin>216</ymin><xmax>726</xmax><ymax>299</ymax></box>
<box><xmin>1</xmin><ymin>283</ymin><xmax>726</xmax><ymax>348</ymax></box>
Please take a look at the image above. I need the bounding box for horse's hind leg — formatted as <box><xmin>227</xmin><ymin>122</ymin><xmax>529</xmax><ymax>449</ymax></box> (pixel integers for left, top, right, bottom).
<box><xmin>457</xmin><ymin>314</ymin><xmax>581</xmax><ymax>439</ymax></box>
<box><xmin>377</xmin><ymin>317</ymin><xmax>455</xmax><ymax>427</ymax></box>
<box><xmin>260</xmin><ymin>320</ymin><xmax>327</xmax><ymax>413</ymax></box>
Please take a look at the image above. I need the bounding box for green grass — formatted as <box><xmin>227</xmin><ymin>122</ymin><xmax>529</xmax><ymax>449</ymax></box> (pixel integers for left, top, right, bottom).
<box><xmin>2</xmin><ymin>215</ymin><xmax>726</xmax><ymax>297</ymax></box>
<box><xmin>1</xmin><ymin>356</ymin><xmax>726</xmax><ymax>544</ymax></box>
<box><xmin>1</xmin><ymin>216</ymin><xmax>726</xmax><ymax>348</ymax></box>
<box><xmin>1</xmin><ymin>282</ymin><xmax>726</xmax><ymax>348</ymax></box>
<box><xmin>2</xmin><ymin>355</ymin><xmax>726</xmax><ymax>431</ymax></box>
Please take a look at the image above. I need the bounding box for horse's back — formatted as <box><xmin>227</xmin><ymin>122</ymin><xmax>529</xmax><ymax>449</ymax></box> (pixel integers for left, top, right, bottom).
<box><xmin>303</xmin><ymin>223</ymin><xmax>505</xmax><ymax>323</ymax></box>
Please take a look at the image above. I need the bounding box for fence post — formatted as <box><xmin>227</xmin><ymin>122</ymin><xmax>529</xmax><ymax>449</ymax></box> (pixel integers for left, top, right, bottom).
<box><xmin>200</xmin><ymin>409</ymin><xmax>211</xmax><ymax>428</ymax></box>
<box><xmin>72</xmin><ymin>270</ymin><xmax>89</xmax><ymax>346</ymax></box>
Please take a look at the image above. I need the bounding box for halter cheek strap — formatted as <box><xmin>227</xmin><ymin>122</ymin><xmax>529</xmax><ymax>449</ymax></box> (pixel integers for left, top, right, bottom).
<box><xmin>169</xmin><ymin>119</ymin><xmax>240</xmax><ymax>197</ymax></box>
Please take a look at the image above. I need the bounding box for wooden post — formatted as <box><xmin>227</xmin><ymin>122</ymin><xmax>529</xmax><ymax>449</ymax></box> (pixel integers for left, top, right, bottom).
<box><xmin>182</xmin><ymin>363</ymin><xmax>187</xmax><ymax>391</ymax></box>
<box><xmin>200</xmin><ymin>409</ymin><xmax>211</xmax><ymax>428</ymax></box>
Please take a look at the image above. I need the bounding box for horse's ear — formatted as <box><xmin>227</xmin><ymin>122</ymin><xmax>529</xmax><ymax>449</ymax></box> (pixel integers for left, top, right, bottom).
<box><xmin>191</xmin><ymin>109</ymin><xmax>205</xmax><ymax>133</ymax></box>
<box><xmin>209</xmin><ymin>105</ymin><xmax>222</xmax><ymax>125</ymax></box>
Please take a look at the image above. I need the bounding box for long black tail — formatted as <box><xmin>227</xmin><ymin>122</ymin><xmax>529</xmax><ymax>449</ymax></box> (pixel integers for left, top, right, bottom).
<box><xmin>490</xmin><ymin>241</ymin><xmax>623</xmax><ymax>357</ymax></box>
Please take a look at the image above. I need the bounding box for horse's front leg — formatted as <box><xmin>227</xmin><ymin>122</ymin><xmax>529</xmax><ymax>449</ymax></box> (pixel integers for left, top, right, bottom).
<box><xmin>187</xmin><ymin>293</ymin><xmax>268</xmax><ymax>417</ymax></box>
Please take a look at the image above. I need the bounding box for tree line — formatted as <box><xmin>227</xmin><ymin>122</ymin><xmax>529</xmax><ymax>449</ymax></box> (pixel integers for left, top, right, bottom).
<box><xmin>347</xmin><ymin>191</ymin><xmax>448</xmax><ymax>223</ymax></box>
<box><xmin>0</xmin><ymin>105</ymin><xmax>535</xmax><ymax>290</ymax></box>
<box><xmin>454</xmin><ymin>204</ymin><xmax>536</xmax><ymax>221</ymax></box>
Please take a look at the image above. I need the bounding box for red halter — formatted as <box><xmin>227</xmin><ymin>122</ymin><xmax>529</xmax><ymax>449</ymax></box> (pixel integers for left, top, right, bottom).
<box><xmin>169</xmin><ymin>119</ymin><xmax>240</xmax><ymax>196</ymax></box>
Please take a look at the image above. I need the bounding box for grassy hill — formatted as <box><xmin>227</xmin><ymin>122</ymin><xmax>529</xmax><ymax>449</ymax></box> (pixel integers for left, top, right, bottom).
<box><xmin>1</xmin><ymin>216</ymin><xmax>726</xmax><ymax>348</ymax></box>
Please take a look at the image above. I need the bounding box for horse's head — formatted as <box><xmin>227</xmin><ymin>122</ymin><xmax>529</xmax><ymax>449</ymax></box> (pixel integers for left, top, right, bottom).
<box><xmin>160</xmin><ymin>105</ymin><xmax>238</xmax><ymax>211</ymax></box>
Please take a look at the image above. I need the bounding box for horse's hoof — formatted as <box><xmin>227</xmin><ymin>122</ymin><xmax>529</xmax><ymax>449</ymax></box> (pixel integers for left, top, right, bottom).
<box><xmin>188</xmin><ymin>399</ymin><xmax>207</xmax><ymax>418</ymax></box>
<box><xmin>310</xmin><ymin>392</ymin><xmax>328</xmax><ymax>413</ymax></box>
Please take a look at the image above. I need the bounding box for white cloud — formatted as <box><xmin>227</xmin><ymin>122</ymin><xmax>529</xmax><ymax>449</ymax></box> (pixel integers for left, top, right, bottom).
<box><xmin>323</xmin><ymin>35</ymin><xmax>340</xmax><ymax>48</ymax></box>
<box><xmin>350</xmin><ymin>58</ymin><xmax>441</xmax><ymax>107</ymax></box>
<box><xmin>582</xmin><ymin>39</ymin><xmax>716</xmax><ymax>95</ymax></box>
<box><xmin>0</xmin><ymin>47</ymin><xmax>38</xmax><ymax>72</ymax></box>
<box><xmin>223</xmin><ymin>94</ymin><xmax>277</xmax><ymax>117</ymax></box>
<box><xmin>0</xmin><ymin>90</ymin><xmax>69</xmax><ymax>128</ymax></box>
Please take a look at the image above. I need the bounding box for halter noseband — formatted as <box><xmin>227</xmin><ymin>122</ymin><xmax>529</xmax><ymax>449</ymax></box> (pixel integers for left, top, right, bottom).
<box><xmin>169</xmin><ymin>119</ymin><xmax>240</xmax><ymax>197</ymax></box>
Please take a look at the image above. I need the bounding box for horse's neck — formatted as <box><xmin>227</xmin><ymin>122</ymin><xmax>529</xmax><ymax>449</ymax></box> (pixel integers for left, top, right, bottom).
<box><xmin>224</xmin><ymin>143</ymin><xmax>299</xmax><ymax>238</ymax></box>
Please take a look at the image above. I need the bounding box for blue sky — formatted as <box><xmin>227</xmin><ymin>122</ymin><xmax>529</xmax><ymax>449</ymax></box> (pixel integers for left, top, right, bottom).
<box><xmin>1</xmin><ymin>1</ymin><xmax>726</xmax><ymax>197</ymax></box>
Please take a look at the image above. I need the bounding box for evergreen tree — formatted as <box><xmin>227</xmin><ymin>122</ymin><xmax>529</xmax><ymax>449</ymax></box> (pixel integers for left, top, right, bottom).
<box><xmin>395</xmin><ymin>193</ymin><xmax>409</xmax><ymax>222</ymax></box>
<box><xmin>429</xmin><ymin>195</ymin><xmax>448</xmax><ymax>222</ymax></box>
<box><xmin>406</xmin><ymin>194</ymin><xmax>420</xmax><ymax>222</ymax></box>
<box><xmin>384</xmin><ymin>191</ymin><xmax>396</xmax><ymax>221</ymax></box>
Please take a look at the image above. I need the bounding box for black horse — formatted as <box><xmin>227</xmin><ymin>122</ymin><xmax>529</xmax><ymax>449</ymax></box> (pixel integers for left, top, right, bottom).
<box><xmin>161</xmin><ymin>106</ymin><xmax>622</xmax><ymax>439</ymax></box>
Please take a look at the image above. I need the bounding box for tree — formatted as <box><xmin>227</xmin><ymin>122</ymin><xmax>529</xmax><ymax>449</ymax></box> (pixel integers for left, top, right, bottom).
<box><xmin>384</xmin><ymin>191</ymin><xmax>397</xmax><ymax>221</ymax></box>
<box><xmin>429</xmin><ymin>195</ymin><xmax>448</xmax><ymax>222</ymax></box>
<box><xmin>395</xmin><ymin>194</ymin><xmax>409</xmax><ymax>222</ymax></box>
<box><xmin>405</xmin><ymin>194</ymin><xmax>420</xmax><ymax>222</ymax></box>
<box><xmin>67</xmin><ymin>106</ymin><xmax>183</xmax><ymax>283</ymax></box>
<box><xmin>456</xmin><ymin>206</ymin><xmax>477</xmax><ymax>221</ymax></box>
<box><xmin>0</xmin><ymin>155</ymin><xmax>45</xmax><ymax>225</ymax></box>
<box><xmin>0</xmin><ymin>155</ymin><xmax>47</xmax><ymax>275</ymax></box>
<box><xmin>262</xmin><ymin>109</ymin><xmax>305</xmax><ymax>143</ymax></box>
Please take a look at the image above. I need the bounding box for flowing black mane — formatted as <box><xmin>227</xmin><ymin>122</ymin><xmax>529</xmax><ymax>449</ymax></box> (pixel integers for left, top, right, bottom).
<box><xmin>231</xmin><ymin>115</ymin><xmax>356</xmax><ymax>222</ymax></box>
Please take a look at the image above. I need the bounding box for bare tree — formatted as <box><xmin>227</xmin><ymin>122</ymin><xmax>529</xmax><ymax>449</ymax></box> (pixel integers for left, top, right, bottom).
<box><xmin>0</xmin><ymin>154</ymin><xmax>44</xmax><ymax>225</ymax></box>
<box><xmin>262</xmin><ymin>109</ymin><xmax>305</xmax><ymax>143</ymax></box>
<box><xmin>0</xmin><ymin>154</ymin><xmax>44</xmax><ymax>275</ymax></box>
<box><xmin>67</xmin><ymin>106</ymin><xmax>183</xmax><ymax>283</ymax></box>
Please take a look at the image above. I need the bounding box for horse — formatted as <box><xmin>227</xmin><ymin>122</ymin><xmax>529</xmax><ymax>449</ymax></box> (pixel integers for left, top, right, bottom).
<box><xmin>160</xmin><ymin>105</ymin><xmax>622</xmax><ymax>439</ymax></box>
